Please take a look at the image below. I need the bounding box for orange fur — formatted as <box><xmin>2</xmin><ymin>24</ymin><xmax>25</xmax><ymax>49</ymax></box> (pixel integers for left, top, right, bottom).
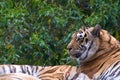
<box><xmin>67</xmin><ymin>25</ymin><xmax>120</xmax><ymax>79</ymax></box>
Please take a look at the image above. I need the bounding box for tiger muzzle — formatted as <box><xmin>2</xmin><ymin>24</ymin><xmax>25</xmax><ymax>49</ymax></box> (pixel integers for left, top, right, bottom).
<box><xmin>69</xmin><ymin>50</ymin><xmax>82</xmax><ymax>58</ymax></box>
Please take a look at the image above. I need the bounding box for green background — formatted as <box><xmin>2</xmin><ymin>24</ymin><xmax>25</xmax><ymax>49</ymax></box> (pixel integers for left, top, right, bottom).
<box><xmin>0</xmin><ymin>0</ymin><xmax>120</xmax><ymax>66</ymax></box>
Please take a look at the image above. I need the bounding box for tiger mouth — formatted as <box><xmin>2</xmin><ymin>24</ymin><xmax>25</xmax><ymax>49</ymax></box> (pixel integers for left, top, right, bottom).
<box><xmin>69</xmin><ymin>50</ymin><xmax>82</xmax><ymax>58</ymax></box>
<box><xmin>69</xmin><ymin>46</ymin><xmax>86</xmax><ymax>59</ymax></box>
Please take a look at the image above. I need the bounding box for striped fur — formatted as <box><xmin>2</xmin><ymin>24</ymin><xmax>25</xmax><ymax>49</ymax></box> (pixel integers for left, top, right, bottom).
<box><xmin>67</xmin><ymin>24</ymin><xmax>120</xmax><ymax>79</ymax></box>
<box><xmin>0</xmin><ymin>73</ymin><xmax>40</xmax><ymax>80</ymax></box>
<box><xmin>0</xmin><ymin>65</ymin><xmax>90</xmax><ymax>80</ymax></box>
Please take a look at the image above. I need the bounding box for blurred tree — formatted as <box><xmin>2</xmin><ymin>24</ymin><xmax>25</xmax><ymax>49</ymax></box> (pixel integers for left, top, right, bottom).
<box><xmin>0</xmin><ymin>0</ymin><xmax>120</xmax><ymax>65</ymax></box>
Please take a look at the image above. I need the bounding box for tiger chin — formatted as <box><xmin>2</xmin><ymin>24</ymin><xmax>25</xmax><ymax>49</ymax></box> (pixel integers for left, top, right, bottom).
<box><xmin>67</xmin><ymin>24</ymin><xmax>120</xmax><ymax>79</ymax></box>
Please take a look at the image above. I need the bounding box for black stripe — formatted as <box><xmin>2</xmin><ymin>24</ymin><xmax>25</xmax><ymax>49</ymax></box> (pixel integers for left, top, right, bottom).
<box><xmin>111</xmin><ymin>66</ymin><xmax>120</xmax><ymax>77</ymax></box>
<box><xmin>31</xmin><ymin>66</ymin><xmax>34</xmax><ymax>76</ymax></box>
<box><xmin>112</xmin><ymin>48</ymin><xmax>120</xmax><ymax>56</ymax></box>
<box><xmin>81</xmin><ymin>40</ymin><xmax>94</xmax><ymax>60</ymax></box>
<box><xmin>98</xmin><ymin>61</ymin><xmax>106</xmax><ymax>72</ymax></box>
<box><xmin>65</xmin><ymin>66</ymin><xmax>72</xmax><ymax>80</ymax></box>
<box><xmin>21</xmin><ymin>65</ymin><xmax>25</xmax><ymax>73</ymax></box>
<box><xmin>35</xmin><ymin>66</ymin><xmax>38</xmax><ymax>73</ymax></box>
<box><xmin>108</xmin><ymin>35</ymin><xmax>112</xmax><ymax>44</ymax></box>
<box><xmin>71</xmin><ymin>73</ymin><xmax>80</xmax><ymax>80</ymax></box>
<box><xmin>109</xmin><ymin>61</ymin><xmax>120</xmax><ymax>76</ymax></box>
<box><xmin>9</xmin><ymin>65</ymin><xmax>13</xmax><ymax>73</ymax></box>
<box><xmin>111</xmin><ymin>61</ymin><xmax>119</xmax><ymax>70</ymax></box>
<box><xmin>27</xmin><ymin>66</ymin><xmax>31</xmax><ymax>75</ymax></box>
<box><xmin>37</xmin><ymin>67</ymin><xmax>45</xmax><ymax>78</ymax></box>
<box><xmin>13</xmin><ymin>66</ymin><xmax>16</xmax><ymax>73</ymax></box>
<box><xmin>2</xmin><ymin>66</ymin><xmax>6</xmax><ymax>73</ymax></box>
<box><xmin>115</xmin><ymin>67</ymin><xmax>120</xmax><ymax>77</ymax></box>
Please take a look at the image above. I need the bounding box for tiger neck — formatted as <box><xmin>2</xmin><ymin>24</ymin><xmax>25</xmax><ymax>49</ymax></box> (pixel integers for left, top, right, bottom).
<box><xmin>79</xmin><ymin>40</ymin><xmax>120</xmax><ymax>78</ymax></box>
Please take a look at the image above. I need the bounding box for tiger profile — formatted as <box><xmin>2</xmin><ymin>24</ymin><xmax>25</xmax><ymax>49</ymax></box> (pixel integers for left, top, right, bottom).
<box><xmin>1</xmin><ymin>24</ymin><xmax>119</xmax><ymax>80</ymax></box>
<box><xmin>67</xmin><ymin>24</ymin><xmax>120</xmax><ymax>79</ymax></box>
<box><xmin>0</xmin><ymin>65</ymin><xmax>90</xmax><ymax>80</ymax></box>
<box><xmin>0</xmin><ymin>73</ymin><xmax>40</xmax><ymax>80</ymax></box>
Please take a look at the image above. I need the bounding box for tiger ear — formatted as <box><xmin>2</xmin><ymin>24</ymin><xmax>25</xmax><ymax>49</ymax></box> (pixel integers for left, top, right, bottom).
<box><xmin>91</xmin><ymin>24</ymin><xmax>101</xmax><ymax>37</ymax></box>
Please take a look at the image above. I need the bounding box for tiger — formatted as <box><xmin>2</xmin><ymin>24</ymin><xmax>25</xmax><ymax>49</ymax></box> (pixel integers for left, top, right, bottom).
<box><xmin>67</xmin><ymin>24</ymin><xmax>120</xmax><ymax>79</ymax></box>
<box><xmin>0</xmin><ymin>73</ymin><xmax>40</xmax><ymax>80</ymax></box>
<box><xmin>0</xmin><ymin>65</ymin><xmax>90</xmax><ymax>80</ymax></box>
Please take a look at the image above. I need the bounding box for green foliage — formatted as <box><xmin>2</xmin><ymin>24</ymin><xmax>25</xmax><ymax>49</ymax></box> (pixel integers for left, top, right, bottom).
<box><xmin>0</xmin><ymin>0</ymin><xmax>120</xmax><ymax>65</ymax></box>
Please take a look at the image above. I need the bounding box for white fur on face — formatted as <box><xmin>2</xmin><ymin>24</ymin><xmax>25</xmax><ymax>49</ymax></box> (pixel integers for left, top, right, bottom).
<box><xmin>77</xmin><ymin>32</ymin><xmax>85</xmax><ymax>39</ymax></box>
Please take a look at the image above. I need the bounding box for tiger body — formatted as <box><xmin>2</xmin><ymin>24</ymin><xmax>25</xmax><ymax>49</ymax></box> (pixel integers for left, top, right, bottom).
<box><xmin>0</xmin><ymin>65</ymin><xmax>90</xmax><ymax>80</ymax></box>
<box><xmin>1</xmin><ymin>24</ymin><xmax>119</xmax><ymax>80</ymax></box>
<box><xmin>67</xmin><ymin>24</ymin><xmax>120</xmax><ymax>79</ymax></box>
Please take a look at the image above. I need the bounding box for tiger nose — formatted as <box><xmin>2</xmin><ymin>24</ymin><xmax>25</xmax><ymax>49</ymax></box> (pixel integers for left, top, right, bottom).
<box><xmin>67</xmin><ymin>44</ymin><xmax>73</xmax><ymax>51</ymax></box>
<box><xmin>67</xmin><ymin>47</ymin><xmax>72</xmax><ymax>51</ymax></box>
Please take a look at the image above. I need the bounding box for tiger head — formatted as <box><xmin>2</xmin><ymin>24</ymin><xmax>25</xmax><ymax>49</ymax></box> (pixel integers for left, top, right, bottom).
<box><xmin>67</xmin><ymin>24</ymin><xmax>103</xmax><ymax>64</ymax></box>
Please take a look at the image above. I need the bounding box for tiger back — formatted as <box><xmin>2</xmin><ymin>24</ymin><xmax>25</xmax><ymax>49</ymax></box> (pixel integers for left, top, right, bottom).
<box><xmin>67</xmin><ymin>24</ymin><xmax>120</xmax><ymax>79</ymax></box>
<box><xmin>0</xmin><ymin>64</ymin><xmax>91</xmax><ymax>80</ymax></box>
